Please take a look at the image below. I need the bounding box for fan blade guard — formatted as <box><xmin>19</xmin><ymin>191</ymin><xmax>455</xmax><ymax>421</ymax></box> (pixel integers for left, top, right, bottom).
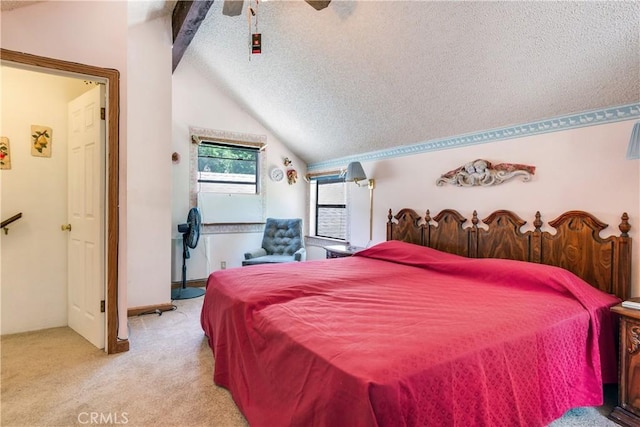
<box><xmin>185</xmin><ymin>207</ymin><xmax>202</xmax><ymax>249</ymax></box>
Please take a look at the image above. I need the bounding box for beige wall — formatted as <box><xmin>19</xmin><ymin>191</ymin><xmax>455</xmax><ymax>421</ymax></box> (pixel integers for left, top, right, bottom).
<box><xmin>2</xmin><ymin>1</ymin><xmax>139</xmax><ymax>339</ymax></box>
<box><xmin>0</xmin><ymin>67</ymin><xmax>90</xmax><ymax>334</ymax></box>
<box><xmin>342</xmin><ymin>119</ymin><xmax>640</xmax><ymax>295</ymax></box>
<box><xmin>126</xmin><ymin>16</ymin><xmax>173</xmax><ymax>308</ymax></box>
<box><xmin>171</xmin><ymin>56</ymin><xmax>308</xmax><ymax>277</ymax></box>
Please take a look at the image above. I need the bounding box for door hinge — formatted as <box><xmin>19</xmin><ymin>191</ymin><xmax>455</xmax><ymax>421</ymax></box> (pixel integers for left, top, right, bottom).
<box><xmin>100</xmin><ymin>108</ymin><xmax>105</xmax><ymax>120</ymax></box>
<box><xmin>100</xmin><ymin>300</ymin><xmax>105</xmax><ymax>313</ymax></box>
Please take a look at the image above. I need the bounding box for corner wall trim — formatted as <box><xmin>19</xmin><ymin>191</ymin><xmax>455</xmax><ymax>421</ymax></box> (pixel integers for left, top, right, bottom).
<box><xmin>308</xmin><ymin>103</ymin><xmax>640</xmax><ymax>171</ymax></box>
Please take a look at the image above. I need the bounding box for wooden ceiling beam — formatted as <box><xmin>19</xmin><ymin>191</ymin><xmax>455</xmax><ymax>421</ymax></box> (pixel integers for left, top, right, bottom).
<box><xmin>172</xmin><ymin>0</ymin><xmax>214</xmax><ymax>73</ymax></box>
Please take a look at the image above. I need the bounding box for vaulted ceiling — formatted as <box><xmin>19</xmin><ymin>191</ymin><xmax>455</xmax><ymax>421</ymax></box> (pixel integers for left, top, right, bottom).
<box><xmin>178</xmin><ymin>1</ymin><xmax>639</xmax><ymax>166</ymax></box>
<box><xmin>7</xmin><ymin>1</ymin><xmax>638</xmax><ymax>167</ymax></box>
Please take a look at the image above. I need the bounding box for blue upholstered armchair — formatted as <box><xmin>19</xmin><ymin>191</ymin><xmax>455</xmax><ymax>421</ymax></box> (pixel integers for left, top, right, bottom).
<box><xmin>242</xmin><ymin>218</ymin><xmax>306</xmax><ymax>266</ymax></box>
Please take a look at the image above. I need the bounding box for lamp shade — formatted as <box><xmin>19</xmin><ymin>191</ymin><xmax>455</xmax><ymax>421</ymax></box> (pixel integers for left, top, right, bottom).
<box><xmin>345</xmin><ymin>161</ymin><xmax>367</xmax><ymax>182</ymax></box>
<box><xmin>627</xmin><ymin>122</ymin><xmax>640</xmax><ymax>160</ymax></box>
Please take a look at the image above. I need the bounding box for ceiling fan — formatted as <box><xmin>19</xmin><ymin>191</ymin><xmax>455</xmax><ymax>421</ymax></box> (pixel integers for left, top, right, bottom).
<box><xmin>222</xmin><ymin>0</ymin><xmax>331</xmax><ymax>16</ymax></box>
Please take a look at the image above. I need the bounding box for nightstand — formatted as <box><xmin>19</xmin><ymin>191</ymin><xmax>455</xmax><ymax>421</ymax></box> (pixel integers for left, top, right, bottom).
<box><xmin>610</xmin><ymin>304</ymin><xmax>640</xmax><ymax>427</ymax></box>
<box><xmin>324</xmin><ymin>245</ymin><xmax>363</xmax><ymax>259</ymax></box>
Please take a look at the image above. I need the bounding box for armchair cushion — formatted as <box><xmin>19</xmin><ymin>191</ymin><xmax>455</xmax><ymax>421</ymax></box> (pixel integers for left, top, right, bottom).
<box><xmin>244</xmin><ymin>248</ymin><xmax>267</xmax><ymax>260</ymax></box>
<box><xmin>242</xmin><ymin>218</ymin><xmax>305</xmax><ymax>266</ymax></box>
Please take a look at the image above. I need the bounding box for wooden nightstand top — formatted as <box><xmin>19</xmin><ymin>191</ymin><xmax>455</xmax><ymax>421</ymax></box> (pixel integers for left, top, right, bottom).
<box><xmin>612</xmin><ymin>303</ymin><xmax>640</xmax><ymax>321</ymax></box>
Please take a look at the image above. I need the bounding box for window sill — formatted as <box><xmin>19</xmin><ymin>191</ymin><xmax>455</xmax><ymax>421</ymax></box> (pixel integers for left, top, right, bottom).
<box><xmin>305</xmin><ymin>235</ymin><xmax>348</xmax><ymax>248</ymax></box>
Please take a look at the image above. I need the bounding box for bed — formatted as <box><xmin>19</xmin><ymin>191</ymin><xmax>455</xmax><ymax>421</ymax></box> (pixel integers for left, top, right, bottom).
<box><xmin>201</xmin><ymin>208</ymin><xmax>632</xmax><ymax>426</ymax></box>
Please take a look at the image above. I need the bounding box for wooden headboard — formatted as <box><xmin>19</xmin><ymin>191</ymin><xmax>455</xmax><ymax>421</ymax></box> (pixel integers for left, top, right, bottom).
<box><xmin>386</xmin><ymin>208</ymin><xmax>633</xmax><ymax>300</ymax></box>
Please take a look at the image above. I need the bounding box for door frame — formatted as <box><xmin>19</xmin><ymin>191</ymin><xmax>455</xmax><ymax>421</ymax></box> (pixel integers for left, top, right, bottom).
<box><xmin>1</xmin><ymin>48</ymin><xmax>128</xmax><ymax>354</ymax></box>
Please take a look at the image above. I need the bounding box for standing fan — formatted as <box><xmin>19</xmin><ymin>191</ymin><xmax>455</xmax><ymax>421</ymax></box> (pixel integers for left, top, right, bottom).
<box><xmin>172</xmin><ymin>207</ymin><xmax>205</xmax><ymax>300</ymax></box>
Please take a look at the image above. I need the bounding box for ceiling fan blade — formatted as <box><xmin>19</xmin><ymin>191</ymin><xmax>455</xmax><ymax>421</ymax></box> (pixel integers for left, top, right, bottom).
<box><xmin>222</xmin><ymin>0</ymin><xmax>244</xmax><ymax>16</ymax></box>
<box><xmin>305</xmin><ymin>0</ymin><xmax>331</xmax><ymax>11</ymax></box>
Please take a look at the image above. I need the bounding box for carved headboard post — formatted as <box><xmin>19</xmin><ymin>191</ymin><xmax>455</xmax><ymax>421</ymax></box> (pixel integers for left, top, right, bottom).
<box><xmin>469</xmin><ymin>211</ymin><xmax>479</xmax><ymax>258</ymax></box>
<box><xmin>424</xmin><ymin>210</ymin><xmax>432</xmax><ymax>247</ymax></box>
<box><xmin>530</xmin><ymin>211</ymin><xmax>543</xmax><ymax>263</ymax></box>
<box><xmin>386</xmin><ymin>209</ymin><xmax>394</xmax><ymax>241</ymax></box>
<box><xmin>616</xmin><ymin>212</ymin><xmax>632</xmax><ymax>301</ymax></box>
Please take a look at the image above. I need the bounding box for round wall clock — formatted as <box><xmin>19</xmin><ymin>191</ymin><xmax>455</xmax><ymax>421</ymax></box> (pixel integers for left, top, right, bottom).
<box><xmin>269</xmin><ymin>167</ymin><xmax>284</xmax><ymax>182</ymax></box>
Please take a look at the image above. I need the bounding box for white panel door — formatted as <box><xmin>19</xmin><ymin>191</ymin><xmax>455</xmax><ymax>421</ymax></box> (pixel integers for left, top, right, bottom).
<box><xmin>67</xmin><ymin>85</ymin><xmax>105</xmax><ymax>349</ymax></box>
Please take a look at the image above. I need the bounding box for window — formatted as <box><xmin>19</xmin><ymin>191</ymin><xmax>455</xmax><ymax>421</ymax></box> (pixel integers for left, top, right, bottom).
<box><xmin>315</xmin><ymin>177</ymin><xmax>346</xmax><ymax>240</ymax></box>
<box><xmin>189</xmin><ymin>128</ymin><xmax>267</xmax><ymax>226</ymax></box>
<box><xmin>197</xmin><ymin>142</ymin><xmax>259</xmax><ymax>194</ymax></box>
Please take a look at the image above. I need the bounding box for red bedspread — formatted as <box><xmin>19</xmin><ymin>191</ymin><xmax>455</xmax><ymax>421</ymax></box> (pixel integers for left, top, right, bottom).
<box><xmin>201</xmin><ymin>241</ymin><xmax>619</xmax><ymax>427</ymax></box>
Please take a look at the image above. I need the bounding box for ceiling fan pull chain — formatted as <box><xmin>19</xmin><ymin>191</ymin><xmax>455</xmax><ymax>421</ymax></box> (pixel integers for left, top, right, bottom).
<box><xmin>247</xmin><ymin>4</ymin><xmax>253</xmax><ymax>61</ymax></box>
<box><xmin>252</xmin><ymin>0</ymin><xmax>262</xmax><ymax>55</ymax></box>
<box><xmin>247</xmin><ymin>0</ymin><xmax>262</xmax><ymax>58</ymax></box>
<box><xmin>255</xmin><ymin>0</ymin><xmax>259</xmax><ymax>33</ymax></box>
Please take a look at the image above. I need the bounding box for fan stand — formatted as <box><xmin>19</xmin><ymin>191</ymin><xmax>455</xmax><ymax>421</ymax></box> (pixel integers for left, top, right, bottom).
<box><xmin>171</xmin><ymin>236</ymin><xmax>205</xmax><ymax>300</ymax></box>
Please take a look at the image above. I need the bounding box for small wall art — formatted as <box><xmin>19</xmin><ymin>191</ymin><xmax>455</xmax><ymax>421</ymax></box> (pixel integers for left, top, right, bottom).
<box><xmin>283</xmin><ymin>157</ymin><xmax>297</xmax><ymax>185</ymax></box>
<box><xmin>31</xmin><ymin>125</ymin><xmax>52</xmax><ymax>157</ymax></box>
<box><xmin>0</xmin><ymin>137</ymin><xmax>11</xmax><ymax>170</ymax></box>
<box><xmin>287</xmin><ymin>169</ymin><xmax>298</xmax><ymax>185</ymax></box>
<box><xmin>436</xmin><ymin>159</ymin><xmax>535</xmax><ymax>187</ymax></box>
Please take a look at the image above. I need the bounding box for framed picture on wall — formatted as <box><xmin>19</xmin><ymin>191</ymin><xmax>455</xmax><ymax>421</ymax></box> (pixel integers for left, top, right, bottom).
<box><xmin>31</xmin><ymin>125</ymin><xmax>52</xmax><ymax>158</ymax></box>
<box><xmin>0</xmin><ymin>137</ymin><xmax>11</xmax><ymax>169</ymax></box>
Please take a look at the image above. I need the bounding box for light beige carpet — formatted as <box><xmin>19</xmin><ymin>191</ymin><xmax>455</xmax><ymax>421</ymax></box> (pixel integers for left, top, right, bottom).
<box><xmin>1</xmin><ymin>297</ymin><xmax>247</xmax><ymax>427</ymax></box>
<box><xmin>1</xmin><ymin>294</ymin><xmax>618</xmax><ymax>426</ymax></box>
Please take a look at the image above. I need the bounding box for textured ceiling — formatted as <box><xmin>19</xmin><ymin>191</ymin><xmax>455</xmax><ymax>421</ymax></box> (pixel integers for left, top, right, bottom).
<box><xmin>128</xmin><ymin>0</ymin><xmax>177</xmax><ymax>26</ymax></box>
<box><xmin>6</xmin><ymin>1</ymin><xmax>638</xmax><ymax>166</ymax></box>
<box><xmin>0</xmin><ymin>1</ymin><xmax>177</xmax><ymax>25</ymax></box>
<box><xmin>184</xmin><ymin>0</ymin><xmax>639</xmax><ymax>165</ymax></box>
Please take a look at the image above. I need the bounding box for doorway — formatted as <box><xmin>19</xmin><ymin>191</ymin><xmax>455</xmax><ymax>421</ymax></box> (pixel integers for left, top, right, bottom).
<box><xmin>0</xmin><ymin>48</ymin><xmax>127</xmax><ymax>354</ymax></box>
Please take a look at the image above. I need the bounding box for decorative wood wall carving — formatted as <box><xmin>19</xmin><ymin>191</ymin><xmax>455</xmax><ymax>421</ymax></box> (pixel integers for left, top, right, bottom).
<box><xmin>436</xmin><ymin>159</ymin><xmax>535</xmax><ymax>187</ymax></box>
<box><xmin>628</xmin><ymin>325</ymin><xmax>640</xmax><ymax>355</ymax></box>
